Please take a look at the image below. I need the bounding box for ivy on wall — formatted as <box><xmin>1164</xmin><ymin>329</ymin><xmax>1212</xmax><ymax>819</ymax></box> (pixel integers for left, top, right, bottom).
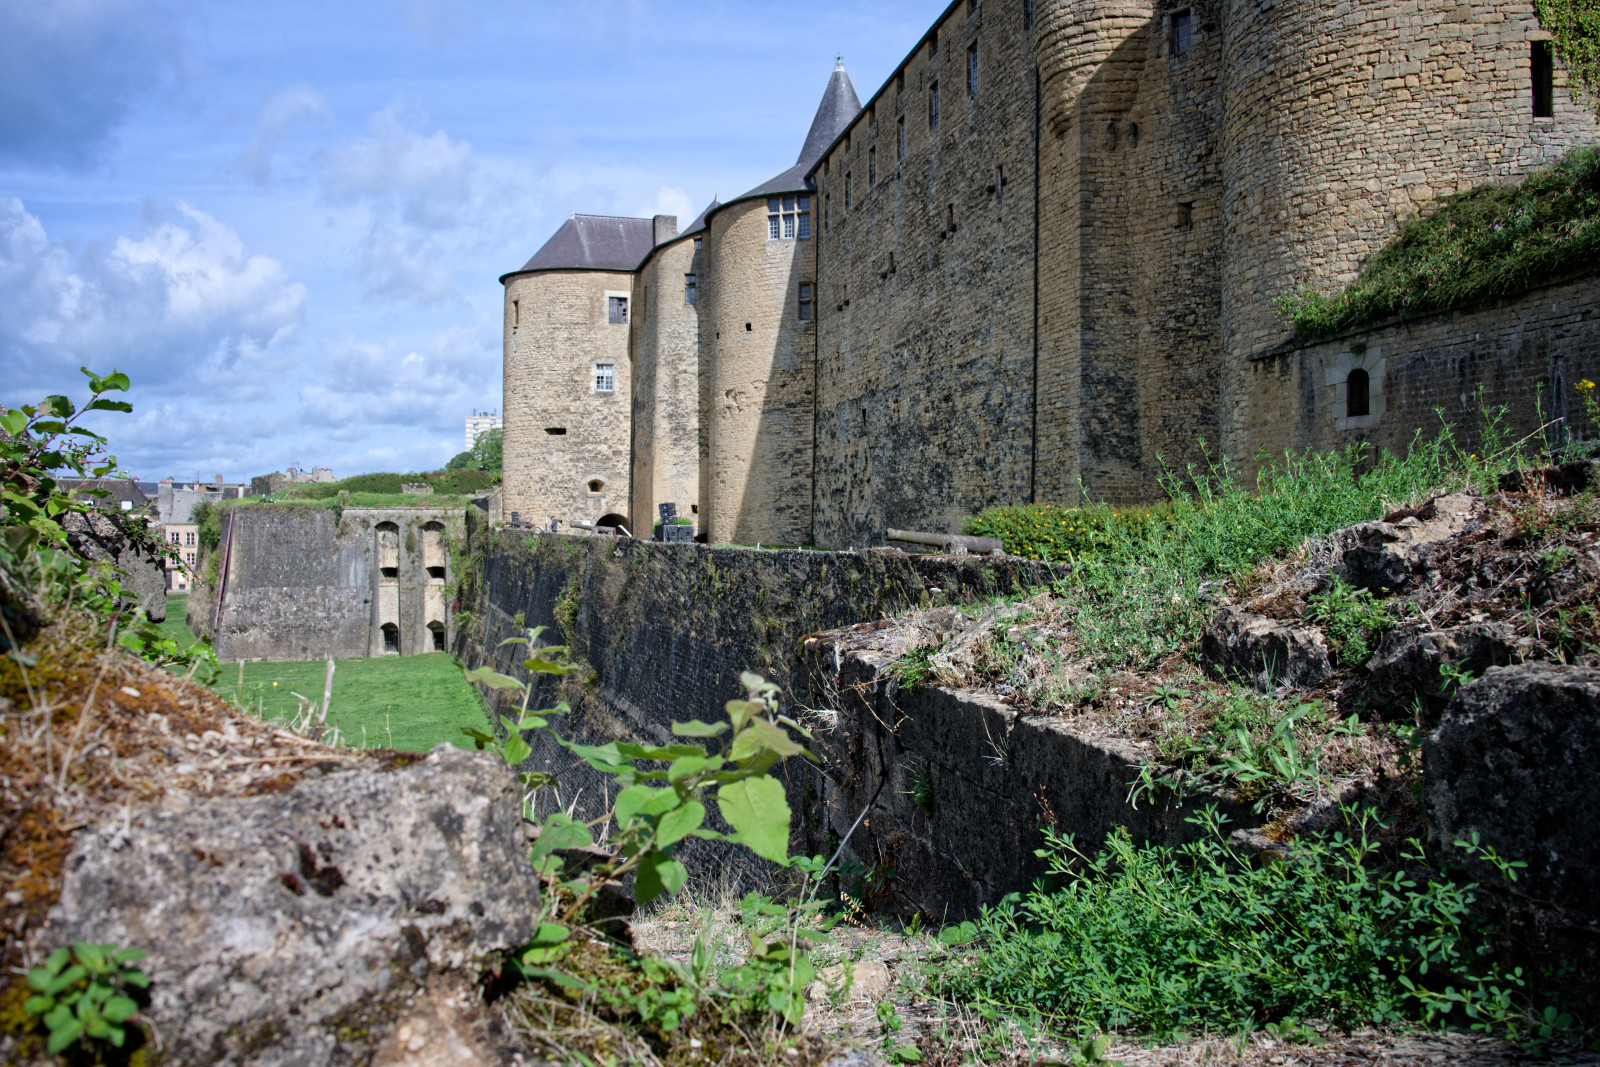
<box><xmin>1535</xmin><ymin>0</ymin><xmax>1600</xmax><ymax>116</ymax></box>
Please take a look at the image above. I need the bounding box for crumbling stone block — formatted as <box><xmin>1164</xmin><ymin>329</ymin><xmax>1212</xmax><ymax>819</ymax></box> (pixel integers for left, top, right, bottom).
<box><xmin>1199</xmin><ymin>605</ymin><xmax>1334</xmax><ymax>692</ymax></box>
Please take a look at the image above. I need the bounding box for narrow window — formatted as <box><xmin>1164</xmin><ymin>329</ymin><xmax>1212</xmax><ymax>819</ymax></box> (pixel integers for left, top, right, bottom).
<box><xmin>1025</xmin><ymin>0</ymin><xmax>1033</xmax><ymax>30</ymax></box>
<box><xmin>825</xmin><ymin>193</ymin><xmax>831</xmax><ymax>230</ymax></box>
<box><xmin>997</xmin><ymin>165</ymin><xmax>1006</xmax><ymax>202</ymax></box>
<box><xmin>1346</xmin><ymin>369</ymin><xmax>1370</xmax><ymax>418</ymax></box>
<box><xmin>685</xmin><ymin>273</ymin><xmax>697</xmax><ymax>305</ymax></box>
<box><xmin>799</xmin><ymin>282</ymin><xmax>814</xmax><ymax>321</ymax></box>
<box><xmin>607</xmin><ymin>296</ymin><xmax>628</xmax><ymax>324</ymax></box>
<box><xmin>930</xmin><ymin>29</ymin><xmax>939</xmax><ymax>57</ymax></box>
<box><xmin>869</xmin><ymin>146</ymin><xmax>877</xmax><ymax>186</ymax></box>
<box><xmin>381</xmin><ymin>624</ymin><xmax>399</xmax><ymax>654</ymax></box>
<box><xmin>694</xmin><ymin>237</ymin><xmax>703</xmax><ymax>251</ymax></box>
<box><xmin>947</xmin><ymin>203</ymin><xmax>955</xmax><ymax>232</ymax></box>
<box><xmin>186</xmin><ymin>552</ymin><xmax>195</xmax><ymax>565</ymax></box>
<box><xmin>170</xmin><ymin>531</ymin><xmax>180</xmax><ymax>544</ymax></box>
<box><xmin>846</xmin><ymin>172</ymin><xmax>853</xmax><ymax>209</ymax></box>
<box><xmin>797</xmin><ymin>196</ymin><xmax>811</xmax><ymax>238</ymax></box>
<box><xmin>967</xmin><ymin>0</ymin><xmax>978</xmax><ymax>16</ymax></box>
<box><xmin>1533</xmin><ymin>41</ymin><xmax>1554</xmax><ymax>117</ymax></box>
<box><xmin>929</xmin><ymin>81</ymin><xmax>939</xmax><ymax>130</ymax></box>
<box><xmin>186</xmin><ymin>531</ymin><xmax>195</xmax><ymax>546</ymax></box>
<box><xmin>896</xmin><ymin>72</ymin><xmax>904</xmax><ymax>98</ymax></box>
<box><xmin>594</xmin><ymin>363</ymin><xmax>615</xmax><ymax>393</ymax></box>
<box><xmin>768</xmin><ymin>197</ymin><xmax>781</xmax><ymax>239</ymax></box>
<box><xmin>512</xmin><ymin>299</ymin><xmax>519</xmax><ymax>326</ymax></box>
<box><xmin>968</xmin><ymin>42</ymin><xmax>979</xmax><ymax>98</ymax></box>
<box><xmin>1171</xmin><ymin>8</ymin><xmax>1192</xmax><ymax>55</ymax></box>
<box><xmin>897</xmin><ymin>116</ymin><xmax>906</xmax><ymax>163</ymax></box>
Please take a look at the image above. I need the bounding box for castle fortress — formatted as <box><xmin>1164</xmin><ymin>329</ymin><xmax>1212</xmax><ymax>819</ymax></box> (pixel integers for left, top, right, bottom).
<box><xmin>502</xmin><ymin>0</ymin><xmax>1600</xmax><ymax>549</ymax></box>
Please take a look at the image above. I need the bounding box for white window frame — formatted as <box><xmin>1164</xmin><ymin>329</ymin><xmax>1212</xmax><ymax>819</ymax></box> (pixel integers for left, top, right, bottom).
<box><xmin>594</xmin><ymin>363</ymin><xmax>616</xmax><ymax>394</ymax></box>
<box><xmin>766</xmin><ymin>195</ymin><xmax>812</xmax><ymax>241</ymax></box>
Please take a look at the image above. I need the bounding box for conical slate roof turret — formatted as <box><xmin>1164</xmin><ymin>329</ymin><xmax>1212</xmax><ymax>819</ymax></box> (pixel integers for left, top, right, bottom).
<box><xmin>797</xmin><ymin>59</ymin><xmax>862</xmax><ymax>172</ymax></box>
<box><xmin>734</xmin><ymin>61</ymin><xmax>862</xmax><ymax>203</ymax></box>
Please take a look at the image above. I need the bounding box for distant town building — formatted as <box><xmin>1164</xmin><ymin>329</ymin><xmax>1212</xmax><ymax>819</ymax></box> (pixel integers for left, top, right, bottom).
<box><xmin>465</xmin><ymin>413</ymin><xmax>502</xmax><ymax>453</ymax></box>
<box><xmin>155</xmin><ymin>478</ymin><xmax>247</xmax><ymax>592</ymax></box>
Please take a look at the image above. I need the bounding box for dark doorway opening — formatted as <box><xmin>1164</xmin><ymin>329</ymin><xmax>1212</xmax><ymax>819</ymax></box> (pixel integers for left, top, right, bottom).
<box><xmin>1347</xmin><ymin>368</ymin><xmax>1370</xmax><ymax>419</ymax></box>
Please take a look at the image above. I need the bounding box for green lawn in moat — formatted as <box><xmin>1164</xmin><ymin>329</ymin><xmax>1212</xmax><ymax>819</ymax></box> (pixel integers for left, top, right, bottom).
<box><xmin>159</xmin><ymin>595</ymin><xmax>488</xmax><ymax>752</ymax></box>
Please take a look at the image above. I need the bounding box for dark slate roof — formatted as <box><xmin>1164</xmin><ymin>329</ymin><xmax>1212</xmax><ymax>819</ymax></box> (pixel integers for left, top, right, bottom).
<box><xmin>682</xmin><ymin>199</ymin><xmax>720</xmax><ymax>237</ymax></box>
<box><xmin>732</xmin><ymin>62</ymin><xmax>861</xmax><ymax>204</ymax></box>
<box><xmin>505</xmin><ymin>215</ymin><xmax>655</xmax><ymax>278</ymax></box>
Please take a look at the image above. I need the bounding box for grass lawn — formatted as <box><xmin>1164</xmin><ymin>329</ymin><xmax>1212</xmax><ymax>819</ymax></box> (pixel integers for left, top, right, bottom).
<box><xmin>160</xmin><ymin>596</ymin><xmax>488</xmax><ymax>752</ymax></box>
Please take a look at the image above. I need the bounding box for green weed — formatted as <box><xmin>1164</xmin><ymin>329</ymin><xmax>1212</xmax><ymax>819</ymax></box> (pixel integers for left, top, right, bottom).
<box><xmin>1303</xmin><ymin>577</ymin><xmax>1397</xmax><ymax>666</ymax></box>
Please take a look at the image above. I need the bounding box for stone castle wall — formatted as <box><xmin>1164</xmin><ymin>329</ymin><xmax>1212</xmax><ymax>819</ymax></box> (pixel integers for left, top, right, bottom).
<box><xmin>701</xmin><ymin>199</ymin><xmax>816</xmax><ymax>546</ymax></box>
<box><xmin>1243</xmin><ymin>275</ymin><xmax>1600</xmax><ymax>463</ymax></box>
<box><xmin>190</xmin><ymin>506</ymin><xmax>461</xmax><ymax>662</ymax></box>
<box><xmin>502</xmin><ymin>269</ymin><xmax>633</xmax><ymax>528</ymax></box>
<box><xmin>811</xmin><ymin>0</ymin><xmax>1039</xmax><ymax>548</ymax></box>
<box><xmin>631</xmin><ymin>233</ymin><xmax>703</xmax><ymax>535</ymax></box>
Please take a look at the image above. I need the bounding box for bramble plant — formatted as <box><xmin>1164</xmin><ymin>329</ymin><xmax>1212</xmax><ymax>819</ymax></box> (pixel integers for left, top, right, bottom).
<box><xmin>25</xmin><ymin>942</ymin><xmax>149</xmax><ymax>1055</ymax></box>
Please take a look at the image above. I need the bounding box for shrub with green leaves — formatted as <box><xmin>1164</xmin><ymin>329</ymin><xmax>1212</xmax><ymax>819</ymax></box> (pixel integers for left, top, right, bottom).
<box><xmin>1277</xmin><ymin>146</ymin><xmax>1600</xmax><ymax>341</ymax></box>
<box><xmin>25</xmin><ymin>942</ymin><xmax>149</xmax><ymax>1055</ymax></box>
<box><xmin>1304</xmin><ymin>577</ymin><xmax>1398</xmax><ymax>666</ymax></box>
<box><xmin>941</xmin><ymin>810</ymin><xmax>1568</xmax><ymax>1044</ymax></box>
<box><xmin>1534</xmin><ymin>0</ymin><xmax>1600</xmax><ymax>116</ymax></box>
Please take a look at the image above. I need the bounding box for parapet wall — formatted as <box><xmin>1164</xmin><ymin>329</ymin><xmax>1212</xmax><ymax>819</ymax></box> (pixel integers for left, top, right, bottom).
<box><xmin>1242</xmin><ymin>274</ymin><xmax>1600</xmax><ymax>463</ymax></box>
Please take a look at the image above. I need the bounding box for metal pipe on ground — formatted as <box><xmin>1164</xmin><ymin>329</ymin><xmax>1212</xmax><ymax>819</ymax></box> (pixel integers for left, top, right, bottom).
<box><xmin>885</xmin><ymin>529</ymin><xmax>1004</xmax><ymax>555</ymax></box>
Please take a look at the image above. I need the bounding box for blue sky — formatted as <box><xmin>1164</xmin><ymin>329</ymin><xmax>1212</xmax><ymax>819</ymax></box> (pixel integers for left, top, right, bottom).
<box><xmin>0</xmin><ymin>0</ymin><xmax>937</xmax><ymax>482</ymax></box>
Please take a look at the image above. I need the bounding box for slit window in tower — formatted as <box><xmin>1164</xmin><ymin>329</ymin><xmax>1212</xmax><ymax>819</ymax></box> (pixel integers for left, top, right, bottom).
<box><xmin>1025</xmin><ymin>0</ymin><xmax>1033</xmax><ymax>31</ymax></box>
<box><xmin>869</xmin><ymin>147</ymin><xmax>876</xmax><ymax>187</ymax></box>
<box><xmin>594</xmin><ymin>363</ymin><xmax>615</xmax><ymax>393</ymax></box>
<box><xmin>1533</xmin><ymin>41</ymin><xmax>1554</xmax><ymax>117</ymax></box>
<box><xmin>1171</xmin><ymin>9</ymin><xmax>1192</xmax><ymax>55</ymax></box>
<box><xmin>685</xmin><ymin>273</ymin><xmax>697</xmax><ymax>305</ymax></box>
<box><xmin>1177</xmin><ymin>201</ymin><xmax>1194</xmax><ymax>228</ymax></box>
<box><xmin>897</xmin><ymin>116</ymin><xmax>906</xmax><ymax>164</ymax></box>
<box><xmin>846</xmin><ymin>172</ymin><xmax>853</xmax><ymax>210</ymax></box>
<box><xmin>799</xmin><ymin>282</ymin><xmax>813</xmax><ymax>321</ymax></box>
<box><xmin>929</xmin><ymin>81</ymin><xmax>939</xmax><ymax>130</ymax></box>
<box><xmin>930</xmin><ymin>29</ymin><xmax>938</xmax><ymax>57</ymax></box>
<box><xmin>968</xmin><ymin>42</ymin><xmax>979</xmax><ymax>98</ymax></box>
<box><xmin>512</xmin><ymin>299</ymin><xmax>519</xmax><ymax>326</ymax></box>
<box><xmin>607</xmin><ymin>296</ymin><xmax>628</xmax><ymax>323</ymax></box>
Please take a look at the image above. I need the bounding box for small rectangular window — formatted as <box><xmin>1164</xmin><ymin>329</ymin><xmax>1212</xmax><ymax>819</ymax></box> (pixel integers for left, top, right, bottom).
<box><xmin>825</xmin><ymin>193</ymin><xmax>831</xmax><ymax>230</ymax></box>
<box><xmin>897</xmin><ymin>116</ymin><xmax>906</xmax><ymax>163</ymax></box>
<box><xmin>694</xmin><ymin>237</ymin><xmax>703</xmax><ymax>251</ymax></box>
<box><xmin>1170</xmin><ymin>9</ymin><xmax>1192</xmax><ymax>54</ymax></box>
<box><xmin>869</xmin><ymin>146</ymin><xmax>876</xmax><ymax>186</ymax></box>
<box><xmin>186</xmin><ymin>532</ymin><xmax>195</xmax><ymax>546</ymax></box>
<box><xmin>846</xmin><ymin>172</ymin><xmax>853</xmax><ymax>209</ymax></box>
<box><xmin>1533</xmin><ymin>41</ymin><xmax>1554</xmax><ymax>117</ymax></box>
<box><xmin>1025</xmin><ymin>0</ymin><xmax>1033</xmax><ymax>30</ymax></box>
<box><xmin>784</xmin><ymin>213</ymin><xmax>795</xmax><ymax>238</ymax></box>
<box><xmin>607</xmin><ymin>296</ymin><xmax>628</xmax><ymax>324</ymax></box>
<box><xmin>769</xmin><ymin>214</ymin><xmax>781</xmax><ymax>239</ymax></box>
<box><xmin>930</xmin><ymin>29</ymin><xmax>939</xmax><ymax>57</ymax></box>
<box><xmin>896</xmin><ymin>72</ymin><xmax>904</xmax><ymax>98</ymax></box>
<box><xmin>798</xmin><ymin>211</ymin><xmax>811</xmax><ymax>238</ymax></box>
<box><xmin>512</xmin><ymin>299</ymin><xmax>519</xmax><ymax>326</ymax></box>
<box><xmin>968</xmin><ymin>42</ymin><xmax>979</xmax><ymax>98</ymax></box>
<box><xmin>685</xmin><ymin>273</ymin><xmax>697</xmax><ymax>305</ymax></box>
<box><xmin>594</xmin><ymin>363</ymin><xmax>615</xmax><ymax>393</ymax></box>
<box><xmin>929</xmin><ymin>82</ymin><xmax>939</xmax><ymax>130</ymax></box>
<box><xmin>798</xmin><ymin>282</ymin><xmax>813</xmax><ymax>321</ymax></box>
<box><xmin>186</xmin><ymin>552</ymin><xmax>195</xmax><ymax>565</ymax></box>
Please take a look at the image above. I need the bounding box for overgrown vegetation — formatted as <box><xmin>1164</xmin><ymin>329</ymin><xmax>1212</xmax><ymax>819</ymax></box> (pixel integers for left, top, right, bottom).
<box><xmin>463</xmin><ymin>644</ymin><xmax>850</xmax><ymax>1065</ymax></box>
<box><xmin>1534</xmin><ymin>0</ymin><xmax>1600</xmax><ymax>115</ymax></box>
<box><xmin>447</xmin><ymin>426</ymin><xmax>502</xmax><ymax>474</ymax></box>
<box><xmin>276</xmin><ymin>466</ymin><xmax>499</xmax><ymax>501</ymax></box>
<box><xmin>1275</xmin><ymin>146</ymin><xmax>1600</xmax><ymax>341</ymax></box>
<box><xmin>1303</xmin><ymin>577</ymin><xmax>1397</xmax><ymax>666</ymax></box>
<box><xmin>940</xmin><ymin>810</ymin><xmax>1570</xmax><ymax>1046</ymax></box>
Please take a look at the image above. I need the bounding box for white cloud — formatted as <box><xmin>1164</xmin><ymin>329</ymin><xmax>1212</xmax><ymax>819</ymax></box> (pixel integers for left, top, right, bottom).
<box><xmin>319</xmin><ymin>103</ymin><xmax>475</xmax><ymax>229</ymax></box>
<box><xmin>0</xmin><ymin>196</ymin><xmax>306</xmax><ymax>399</ymax></box>
<box><xmin>636</xmin><ymin>185</ymin><xmax>695</xmax><ymax>224</ymax></box>
<box><xmin>240</xmin><ymin>84</ymin><xmax>328</xmax><ymax>185</ymax></box>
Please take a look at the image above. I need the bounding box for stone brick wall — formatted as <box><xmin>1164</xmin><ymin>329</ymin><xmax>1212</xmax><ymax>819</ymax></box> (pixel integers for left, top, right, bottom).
<box><xmin>1243</xmin><ymin>275</ymin><xmax>1600</xmax><ymax>463</ymax></box>
<box><xmin>812</xmin><ymin>0</ymin><xmax>1039</xmax><ymax>547</ymax></box>
<box><xmin>631</xmin><ymin>231</ymin><xmax>703</xmax><ymax>536</ymax></box>
<box><xmin>191</xmin><ymin>506</ymin><xmax>461</xmax><ymax>662</ymax></box>
<box><xmin>701</xmin><ymin>199</ymin><xmax>815</xmax><ymax>546</ymax></box>
<box><xmin>502</xmin><ymin>269</ymin><xmax>634</xmax><ymax>529</ymax></box>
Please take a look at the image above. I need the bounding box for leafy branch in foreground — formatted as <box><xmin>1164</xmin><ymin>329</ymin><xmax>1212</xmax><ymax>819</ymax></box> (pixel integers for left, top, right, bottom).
<box><xmin>464</xmin><ymin>638</ymin><xmax>837</xmax><ymax>1038</ymax></box>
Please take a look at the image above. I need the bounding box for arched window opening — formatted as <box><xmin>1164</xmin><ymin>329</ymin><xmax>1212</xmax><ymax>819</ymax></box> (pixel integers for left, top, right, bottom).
<box><xmin>427</xmin><ymin>621</ymin><xmax>446</xmax><ymax>652</ymax></box>
<box><xmin>381</xmin><ymin>623</ymin><xmax>400</xmax><ymax>654</ymax></box>
<box><xmin>588</xmin><ymin>480</ymin><xmax>605</xmax><ymax>494</ymax></box>
<box><xmin>422</xmin><ymin>521</ymin><xmax>447</xmax><ymax>580</ymax></box>
<box><xmin>1346</xmin><ymin>368</ymin><xmax>1370</xmax><ymax>419</ymax></box>
<box><xmin>376</xmin><ymin>521</ymin><xmax>400</xmax><ymax>579</ymax></box>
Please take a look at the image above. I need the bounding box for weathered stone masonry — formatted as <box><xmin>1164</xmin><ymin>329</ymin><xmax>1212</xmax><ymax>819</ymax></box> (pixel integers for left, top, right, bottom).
<box><xmin>502</xmin><ymin>0</ymin><xmax>1600</xmax><ymax>549</ymax></box>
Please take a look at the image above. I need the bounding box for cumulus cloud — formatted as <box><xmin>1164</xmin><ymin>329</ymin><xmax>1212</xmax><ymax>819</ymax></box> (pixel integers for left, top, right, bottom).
<box><xmin>240</xmin><ymin>84</ymin><xmax>328</xmax><ymax>185</ymax></box>
<box><xmin>0</xmin><ymin>0</ymin><xmax>184</xmax><ymax>165</ymax></box>
<box><xmin>319</xmin><ymin>103</ymin><xmax>476</xmax><ymax>229</ymax></box>
<box><xmin>0</xmin><ymin>196</ymin><xmax>306</xmax><ymax>399</ymax></box>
